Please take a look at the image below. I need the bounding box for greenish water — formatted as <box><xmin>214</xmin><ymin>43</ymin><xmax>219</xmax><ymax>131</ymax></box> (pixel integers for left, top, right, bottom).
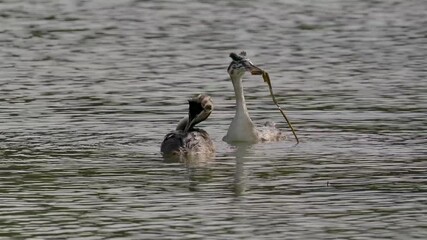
<box><xmin>0</xmin><ymin>0</ymin><xmax>426</xmax><ymax>239</ymax></box>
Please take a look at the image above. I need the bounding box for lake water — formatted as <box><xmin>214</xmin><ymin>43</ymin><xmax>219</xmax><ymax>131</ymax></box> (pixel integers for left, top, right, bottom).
<box><xmin>0</xmin><ymin>0</ymin><xmax>426</xmax><ymax>239</ymax></box>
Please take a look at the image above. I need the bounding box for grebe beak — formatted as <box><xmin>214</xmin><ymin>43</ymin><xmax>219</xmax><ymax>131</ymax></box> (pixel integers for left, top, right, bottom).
<box><xmin>245</xmin><ymin>61</ymin><xmax>264</xmax><ymax>75</ymax></box>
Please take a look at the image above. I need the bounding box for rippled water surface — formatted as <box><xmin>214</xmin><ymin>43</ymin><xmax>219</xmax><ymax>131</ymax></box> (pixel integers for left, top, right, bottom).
<box><xmin>1</xmin><ymin>0</ymin><xmax>426</xmax><ymax>239</ymax></box>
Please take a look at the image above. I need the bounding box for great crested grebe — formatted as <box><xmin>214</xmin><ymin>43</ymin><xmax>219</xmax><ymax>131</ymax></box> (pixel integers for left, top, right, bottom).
<box><xmin>161</xmin><ymin>94</ymin><xmax>215</xmax><ymax>157</ymax></box>
<box><xmin>223</xmin><ymin>52</ymin><xmax>286</xmax><ymax>143</ymax></box>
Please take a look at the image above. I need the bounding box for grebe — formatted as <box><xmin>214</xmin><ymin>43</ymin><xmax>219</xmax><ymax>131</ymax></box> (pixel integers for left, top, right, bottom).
<box><xmin>223</xmin><ymin>52</ymin><xmax>286</xmax><ymax>143</ymax></box>
<box><xmin>161</xmin><ymin>94</ymin><xmax>215</xmax><ymax>157</ymax></box>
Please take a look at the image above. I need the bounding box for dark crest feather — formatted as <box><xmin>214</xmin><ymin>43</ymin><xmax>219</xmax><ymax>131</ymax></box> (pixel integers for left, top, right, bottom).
<box><xmin>229</xmin><ymin>52</ymin><xmax>244</xmax><ymax>62</ymax></box>
<box><xmin>188</xmin><ymin>99</ymin><xmax>204</xmax><ymax>123</ymax></box>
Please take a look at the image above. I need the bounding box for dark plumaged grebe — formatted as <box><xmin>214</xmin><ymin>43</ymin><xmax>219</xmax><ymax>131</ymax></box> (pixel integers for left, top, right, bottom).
<box><xmin>161</xmin><ymin>94</ymin><xmax>215</xmax><ymax>157</ymax></box>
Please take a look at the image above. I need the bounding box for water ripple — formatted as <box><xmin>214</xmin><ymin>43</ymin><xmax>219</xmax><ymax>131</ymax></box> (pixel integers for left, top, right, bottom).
<box><xmin>0</xmin><ymin>0</ymin><xmax>426</xmax><ymax>239</ymax></box>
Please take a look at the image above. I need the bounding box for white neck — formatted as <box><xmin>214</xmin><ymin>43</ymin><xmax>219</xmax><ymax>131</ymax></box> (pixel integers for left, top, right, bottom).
<box><xmin>233</xmin><ymin>75</ymin><xmax>249</xmax><ymax>114</ymax></box>
<box><xmin>224</xmin><ymin>75</ymin><xmax>259</xmax><ymax>143</ymax></box>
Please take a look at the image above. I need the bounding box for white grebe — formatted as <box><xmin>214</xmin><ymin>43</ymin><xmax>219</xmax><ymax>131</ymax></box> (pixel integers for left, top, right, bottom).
<box><xmin>223</xmin><ymin>52</ymin><xmax>286</xmax><ymax>143</ymax></box>
<box><xmin>161</xmin><ymin>94</ymin><xmax>215</xmax><ymax>157</ymax></box>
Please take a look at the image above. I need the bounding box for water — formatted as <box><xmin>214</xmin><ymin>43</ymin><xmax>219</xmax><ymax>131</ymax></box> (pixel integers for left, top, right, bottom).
<box><xmin>1</xmin><ymin>0</ymin><xmax>426</xmax><ymax>239</ymax></box>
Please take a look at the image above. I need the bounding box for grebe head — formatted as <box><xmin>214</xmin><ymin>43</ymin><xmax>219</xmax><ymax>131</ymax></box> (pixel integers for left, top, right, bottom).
<box><xmin>184</xmin><ymin>94</ymin><xmax>213</xmax><ymax>132</ymax></box>
<box><xmin>227</xmin><ymin>51</ymin><xmax>263</xmax><ymax>80</ymax></box>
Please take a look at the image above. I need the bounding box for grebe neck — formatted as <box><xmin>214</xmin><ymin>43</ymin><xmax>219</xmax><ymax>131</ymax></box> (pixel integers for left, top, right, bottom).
<box><xmin>224</xmin><ymin>75</ymin><xmax>258</xmax><ymax>142</ymax></box>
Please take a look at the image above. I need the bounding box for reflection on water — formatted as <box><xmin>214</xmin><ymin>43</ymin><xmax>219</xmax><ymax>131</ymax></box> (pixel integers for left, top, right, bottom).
<box><xmin>1</xmin><ymin>0</ymin><xmax>426</xmax><ymax>239</ymax></box>
<box><xmin>232</xmin><ymin>144</ymin><xmax>251</xmax><ymax>196</ymax></box>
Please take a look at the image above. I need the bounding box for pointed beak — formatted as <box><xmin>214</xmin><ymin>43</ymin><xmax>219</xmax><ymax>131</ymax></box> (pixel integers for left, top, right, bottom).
<box><xmin>245</xmin><ymin>61</ymin><xmax>264</xmax><ymax>75</ymax></box>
